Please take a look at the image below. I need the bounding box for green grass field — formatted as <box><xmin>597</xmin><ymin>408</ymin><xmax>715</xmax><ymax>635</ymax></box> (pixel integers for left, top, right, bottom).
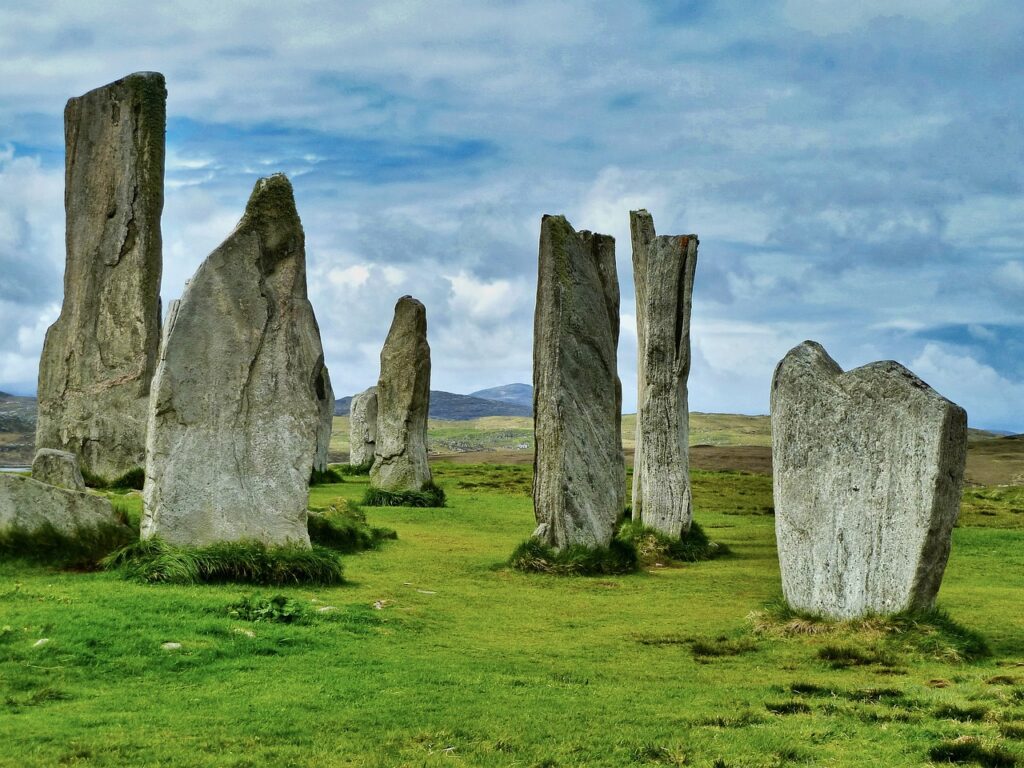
<box><xmin>3</xmin><ymin>464</ymin><xmax>1024</xmax><ymax>767</ymax></box>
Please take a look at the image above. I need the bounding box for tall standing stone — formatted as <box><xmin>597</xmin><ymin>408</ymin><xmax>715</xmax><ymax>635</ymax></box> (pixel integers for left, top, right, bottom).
<box><xmin>36</xmin><ymin>72</ymin><xmax>166</xmax><ymax>481</ymax></box>
<box><xmin>141</xmin><ymin>174</ymin><xmax>328</xmax><ymax>547</ymax></box>
<box><xmin>370</xmin><ymin>298</ymin><xmax>432</xmax><ymax>491</ymax></box>
<box><xmin>313</xmin><ymin>364</ymin><xmax>335</xmax><ymax>474</ymax></box>
<box><xmin>772</xmin><ymin>340</ymin><xmax>967</xmax><ymax>619</ymax></box>
<box><xmin>630</xmin><ymin>210</ymin><xmax>698</xmax><ymax>539</ymax></box>
<box><xmin>349</xmin><ymin>387</ymin><xmax>378</xmax><ymax>467</ymax></box>
<box><xmin>532</xmin><ymin>215</ymin><xmax>624</xmax><ymax>550</ymax></box>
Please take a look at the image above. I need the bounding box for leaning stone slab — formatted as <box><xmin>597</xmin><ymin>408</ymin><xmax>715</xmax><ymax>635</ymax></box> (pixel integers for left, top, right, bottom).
<box><xmin>36</xmin><ymin>72</ymin><xmax>166</xmax><ymax>481</ymax></box>
<box><xmin>31</xmin><ymin>449</ymin><xmax>86</xmax><ymax>491</ymax></box>
<box><xmin>532</xmin><ymin>215</ymin><xmax>624</xmax><ymax>550</ymax></box>
<box><xmin>370</xmin><ymin>298</ymin><xmax>432</xmax><ymax>492</ymax></box>
<box><xmin>630</xmin><ymin>210</ymin><xmax>698</xmax><ymax>539</ymax></box>
<box><xmin>141</xmin><ymin>174</ymin><xmax>329</xmax><ymax>548</ymax></box>
<box><xmin>771</xmin><ymin>340</ymin><xmax>967</xmax><ymax>619</ymax></box>
<box><xmin>0</xmin><ymin>474</ymin><xmax>120</xmax><ymax>538</ymax></box>
<box><xmin>349</xmin><ymin>387</ymin><xmax>378</xmax><ymax>467</ymax></box>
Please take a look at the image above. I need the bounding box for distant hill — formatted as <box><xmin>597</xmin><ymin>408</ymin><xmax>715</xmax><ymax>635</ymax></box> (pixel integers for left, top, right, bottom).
<box><xmin>469</xmin><ymin>383</ymin><xmax>533</xmax><ymax>409</ymax></box>
<box><xmin>0</xmin><ymin>391</ymin><xmax>37</xmax><ymax>433</ymax></box>
<box><xmin>335</xmin><ymin>389</ymin><xmax>532</xmax><ymax>420</ymax></box>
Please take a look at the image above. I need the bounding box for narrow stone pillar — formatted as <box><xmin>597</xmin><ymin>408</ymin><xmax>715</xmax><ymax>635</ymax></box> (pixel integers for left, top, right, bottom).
<box><xmin>349</xmin><ymin>387</ymin><xmax>378</xmax><ymax>467</ymax></box>
<box><xmin>630</xmin><ymin>210</ymin><xmax>698</xmax><ymax>538</ymax></box>
<box><xmin>532</xmin><ymin>215</ymin><xmax>624</xmax><ymax>550</ymax></box>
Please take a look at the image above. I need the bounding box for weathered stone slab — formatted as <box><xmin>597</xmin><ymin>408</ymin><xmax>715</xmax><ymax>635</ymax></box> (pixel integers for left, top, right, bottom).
<box><xmin>31</xmin><ymin>448</ymin><xmax>86</xmax><ymax>491</ymax></box>
<box><xmin>630</xmin><ymin>210</ymin><xmax>698</xmax><ymax>539</ymax></box>
<box><xmin>141</xmin><ymin>174</ymin><xmax>328</xmax><ymax>548</ymax></box>
<box><xmin>36</xmin><ymin>72</ymin><xmax>166</xmax><ymax>481</ymax></box>
<box><xmin>771</xmin><ymin>340</ymin><xmax>967</xmax><ymax>619</ymax></box>
<box><xmin>370</xmin><ymin>298</ymin><xmax>432</xmax><ymax>491</ymax></box>
<box><xmin>532</xmin><ymin>215</ymin><xmax>624</xmax><ymax>550</ymax></box>
<box><xmin>349</xmin><ymin>387</ymin><xmax>378</xmax><ymax>467</ymax></box>
<box><xmin>0</xmin><ymin>474</ymin><xmax>120</xmax><ymax>537</ymax></box>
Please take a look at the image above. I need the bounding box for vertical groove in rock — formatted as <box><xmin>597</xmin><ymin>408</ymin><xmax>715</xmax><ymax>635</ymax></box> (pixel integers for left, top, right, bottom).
<box><xmin>532</xmin><ymin>215</ymin><xmax>624</xmax><ymax>550</ymax></box>
<box><xmin>36</xmin><ymin>72</ymin><xmax>166</xmax><ymax>480</ymax></box>
<box><xmin>630</xmin><ymin>209</ymin><xmax>698</xmax><ymax>539</ymax></box>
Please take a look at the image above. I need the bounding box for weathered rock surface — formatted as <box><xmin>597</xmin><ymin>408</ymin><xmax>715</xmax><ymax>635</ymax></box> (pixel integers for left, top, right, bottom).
<box><xmin>314</xmin><ymin>365</ymin><xmax>335</xmax><ymax>473</ymax></box>
<box><xmin>141</xmin><ymin>174</ymin><xmax>329</xmax><ymax>548</ymax></box>
<box><xmin>36</xmin><ymin>72</ymin><xmax>166</xmax><ymax>481</ymax></box>
<box><xmin>349</xmin><ymin>387</ymin><xmax>378</xmax><ymax>467</ymax></box>
<box><xmin>532</xmin><ymin>215</ymin><xmax>624</xmax><ymax>550</ymax></box>
<box><xmin>0</xmin><ymin>474</ymin><xmax>120</xmax><ymax>537</ymax></box>
<box><xmin>771</xmin><ymin>340</ymin><xmax>967</xmax><ymax>619</ymax></box>
<box><xmin>630</xmin><ymin>210</ymin><xmax>698</xmax><ymax>539</ymax></box>
<box><xmin>370</xmin><ymin>298</ymin><xmax>432</xmax><ymax>491</ymax></box>
<box><xmin>32</xmin><ymin>449</ymin><xmax>86</xmax><ymax>491</ymax></box>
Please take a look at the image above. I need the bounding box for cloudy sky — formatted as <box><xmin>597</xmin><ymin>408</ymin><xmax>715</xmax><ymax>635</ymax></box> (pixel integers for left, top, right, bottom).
<box><xmin>1</xmin><ymin>1</ymin><xmax>1022</xmax><ymax>429</ymax></box>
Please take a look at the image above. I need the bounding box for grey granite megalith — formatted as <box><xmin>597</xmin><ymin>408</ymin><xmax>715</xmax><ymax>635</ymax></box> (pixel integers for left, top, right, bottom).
<box><xmin>141</xmin><ymin>174</ymin><xmax>329</xmax><ymax>548</ymax></box>
<box><xmin>532</xmin><ymin>215</ymin><xmax>624</xmax><ymax>550</ymax></box>
<box><xmin>0</xmin><ymin>474</ymin><xmax>124</xmax><ymax>539</ymax></box>
<box><xmin>771</xmin><ymin>340</ymin><xmax>967</xmax><ymax>619</ymax></box>
<box><xmin>313</xmin><ymin>364</ymin><xmax>335</xmax><ymax>474</ymax></box>
<box><xmin>370</xmin><ymin>298</ymin><xmax>432</xmax><ymax>491</ymax></box>
<box><xmin>349</xmin><ymin>387</ymin><xmax>378</xmax><ymax>467</ymax></box>
<box><xmin>36</xmin><ymin>72</ymin><xmax>166</xmax><ymax>482</ymax></box>
<box><xmin>31</xmin><ymin>448</ymin><xmax>86</xmax><ymax>491</ymax></box>
<box><xmin>630</xmin><ymin>210</ymin><xmax>698</xmax><ymax>539</ymax></box>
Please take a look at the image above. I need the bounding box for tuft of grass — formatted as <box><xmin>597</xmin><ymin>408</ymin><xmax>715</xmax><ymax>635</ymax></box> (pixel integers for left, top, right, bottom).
<box><xmin>934</xmin><ymin>703</ymin><xmax>990</xmax><ymax>722</ymax></box>
<box><xmin>1000</xmin><ymin>724</ymin><xmax>1024</xmax><ymax>741</ymax></box>
<box><xmin>81</xmin><ymin>466</ymin><xmax>146</xmax><ymax>490</ymax></box>
<box><xmin>0</xmin><ymin>520</ymin><xmax>136</xmax><ymax>569</ymax></box>
<box><xmin>362</xmin><ymin>482</ymin><xmax>446</xmax><ymax>508</ymax></box>
<box><xmin>102</xmin><ymin>538</ymin><xmax>345</xmax><ymax>585</ymax></box>
<box><xmin>928</xmin><ymin>737</ymin><xmax>1018</xmax><ymax>767</ymax></box>
<box><xmin>309</xmin><ymin>466</ymin><xmax>346</xmax><ymax>486</ymax></box>
<box><xmin>335</xmin><ymin>459</ymin><xmax>374</xmax><ymax>476</ymax></box>
<box><xmin>307</xmin><ymin>499</ymin><xmax>397</xmax><ymax>553</ymax></box>
<box><xmin>616</xmin><ymin>519</ymin><xmax>729</xmax><ymax>565</ymax></box>
<box><xmin>227</xmin><ymin>594</ymin><xmax>311</xmax><ymax>624</ymax></box>
<box><xmin>816</xmin><ymin>643</ymin><xmax>896</xmax><ymax>669</ymax></box>
<box><xmin>765</xmin><ymin>700</ymin><xmax>812</xmax><ymax>715</ymax></box>
<box><xmin>509</xmin><ymin>537</ymin><xmax>638</xmax><ymax>576</ymax></box>
<box><xmin>690</xmin><ymin>635</ymin><xmax>758</xmax><ymax>659</ymax></box>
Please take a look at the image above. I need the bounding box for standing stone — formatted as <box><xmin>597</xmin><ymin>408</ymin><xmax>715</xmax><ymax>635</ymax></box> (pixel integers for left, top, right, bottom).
<box><xmin>630</xmin><ymin>210</ymin><xmax>698</xmax><ymax>539</ymax></box>
<box><xmin>371</xmin><ymin>298</ymin><xmax>432</xmax><ymax>491</ymax></box>
<box><xmin>532</xmin><ymin>215</ymin><xmax>624</xmax><ymax>550</ymax></box>
<box><xmin>36</xmin><ymin>72</ymin><xmax>166</xmax><ymax>481</ymax></box>
<box><xmin>31</xmin><ymin>448</ymin><xmax>86</xmax><ymax>491</ymax></box>
<box><xmin>0</xmin><ymin>474</ymin><xmax>124</xmax><ymax>539</ymax></box>
<box><xmin>313</xmin><ymin>364</ymin><xmax>335</xmax><ymax>474</ymax></box>
<box><xmin>349</xmin><ymin>387</ymin><xmax>378</xmax><ymax>467</ymax></box>
<box><xmin>141</xmin><ymin>174</ymin><xmax>328</xmax><ymax>548</ymax></box>
<box><xmin>771</xmin><ymin>340</ymin><xmax>967</xmax><ymax>619</ymax></box>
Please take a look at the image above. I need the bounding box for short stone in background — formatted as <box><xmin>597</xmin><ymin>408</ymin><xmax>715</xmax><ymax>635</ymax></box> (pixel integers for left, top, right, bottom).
<box><xmin>349</xmin><ymin>387</ymin><xmax>378</xmax><ymax>467</ymax></box>
<box><xmin>31</xmin><ymin>449</ymin><xmax>86</xmax><ymax>491</ymax></box>
<box><xmin>630</xmin><ymin>209</ymin><xmax>698</xmax><ymax>539</ymax></box>
<box><xmin>532</xmin><ymin>214</ymin><xmax>624</xmax><ymax>550</ymax></box>
<box><xmin>771</xmin><ymin>340</ymin><xmax>967</xmax><ymax>619</ymax></box>
<box><xmin>0</xmin><ymin>474</ymin><xmax>120</xmax><ymax>538</ymax></box>
<box><xmin>371</xmin><ymin>298</ymin><xmax>432</xmax><ymax>491</ymax></box>
<box><xmin>142</xmin><ymin>174</ymin><xmax>327</xmax><ymax>548</ymax></box>
<box><xmin>314</xmin><ymin>366</ymin><xmax>335</xmax><ymax>474</ymax></box>
<box><xmin>36</xmin><ymin>72</ymin><xmax>166</xmax><ymax>481</ymax></box>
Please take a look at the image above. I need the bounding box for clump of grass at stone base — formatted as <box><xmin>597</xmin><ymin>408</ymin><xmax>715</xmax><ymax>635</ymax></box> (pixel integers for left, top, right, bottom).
<box><xmin>81</xmin><ymin>466</ymin><xmax>146</xmax><ymax>491</ymax></box>
<box><xmin>102</xmin><ymin>538</ymin><xmax>344</xmax><ymax>586</ymax></box>
<box><xmin>307</xmin><ymin>498</ymin><xmax>396</xmax><ymax>553</ymax></box>
<box><xmin>309</xmin><ymin>466</ymin><xmax>346</xmax><ymax>485</ymax></box>
<box><xmin>509</xmin><ymin>537</ymin><xmax>639</xmax><ymax>575</ymax></box>
<box><xmin>362</xmin><ymin>481</ymin><xmax>446</xmax><ymax>508</ymax></box>
<box><xmin>617</xmin><ymin>519</ymin><xmax>730</xmax><ymax>565</ymax></box>
<box><xmin>0</xmin><ymin>516</ymin><xmax>136</xmax><ymax>570</ymax></box>
<box><xmin>334</xmin><ymin>459</ymin><xmax>373</xmax><ymax>476</ymax></box>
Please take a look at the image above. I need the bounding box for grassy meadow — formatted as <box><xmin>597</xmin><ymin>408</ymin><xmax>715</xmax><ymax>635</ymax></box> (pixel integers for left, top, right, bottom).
<box><xmin>3</xmin><ymin>449</ymin><xmax>1024</xmax><ymax>767</ymax></box>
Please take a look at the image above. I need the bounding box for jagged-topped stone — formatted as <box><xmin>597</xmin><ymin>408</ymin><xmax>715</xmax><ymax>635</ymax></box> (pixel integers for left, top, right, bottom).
<box><xmin>771</xmin><ymin>340</ymin><xmax>967</xmax><ymax>619</ymax></box>
<box><xmin>630</xmin><ymin>210</ymin><xmax>698</xmax><ymax>539</ymax></box>
<box><xmin>31</xmin><ymin>448</ymin><xmax>86</xmax><ymax>491</ymax></box>
<box><xmin>36</xmin><ymin>72</ymin><xmax>166</xmax><ymax>480</ymax></box>
<box><xmin>370</xmin><ymin>298</ymin><xmax>432</xmax><ymax>491</ymax></box>
<box><xmin>532</xmin><ymin>215</ymin><xmax>624</xmax><ymax>549</ymax></box>
<box><xmin>349</xmin><ymin>387</ymin><xmax>378</xmax><ymax>467</ymax></box>
<box><xmin>141</xmin><ymin>174</ymin><xmax>329</xmax><ymax>547</ymax></box>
